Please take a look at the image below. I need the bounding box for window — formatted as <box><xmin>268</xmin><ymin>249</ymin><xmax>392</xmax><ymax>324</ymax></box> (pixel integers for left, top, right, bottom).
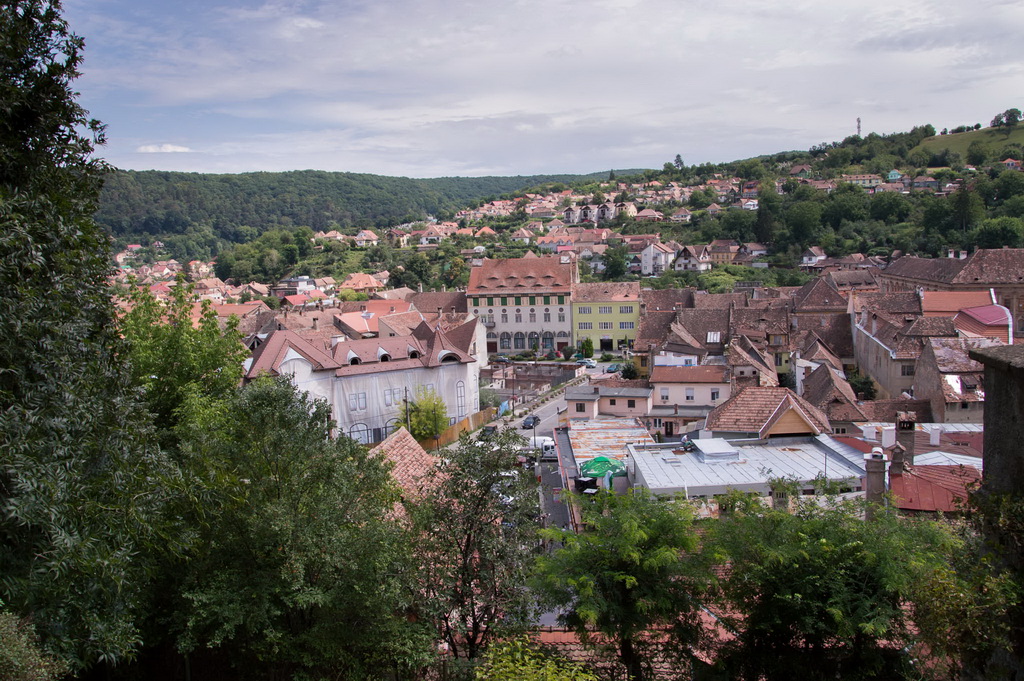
<box><xmin>558</xmin><ymin>310</ymin><xmax>565</xmax><ymax>322</ymax></box>
<box><xmin>487</xmin><ymin>297</ymin><xmax>493</xmax><ymax>306</ymax></box>
<box><xmin>599</xmin><ymin>306</ymin><xmax>612</xmax><ymax>314</ymax></box>
<box><xmin>770</xmin><ymin>334</ymin><xmax>785</xmax><ymax>346</ymax></box>
<box><xmin>620</xmin><ymin>322</ymin><xmax>635</xmax><ymax>330</ymax></box>
<box><xmin>620</xmin><ymin>305</ymin><xmax>634</xmax><ymax>314</ymax></box>
<box><xmin>774</xmin><ymin>354</ymin><xmax>783</xmax><ymax>367</ymax></box>
<box><xmin>558</xmin><ymin>296</ymin><xmax>565</xmax><ymax>304</ymax></box>
<box><xmin>384</xmin><ymin>388</ymin><xmax>402</xmax><ymax>406</ymax></box>
<box><xmin>960</xmin><ymin>402</ymin><xmax>969</xmax><ymax>409</ymax></box>
<box><xmin>529</xmin><ymin>311</ymin><xmax>536</xmax><ymax>323</ymax></box>
<box><xmin>685</xmin><ymin>388</ymin><xmax>695</xmax><ymax>401</ymax></box>
<box><xmin>501</xmin><ymin>312</ymin><xmax>508</xmax><ymax>323</ymax></box>
<box><xmin>500</xmin><ymin>297</ymin><xmax>507</xmax><ymax>305</ymax></box>
<box><xmin>529</xmin><ymin>296</ymin><xmax>536</xmax><ymax>305</ymax></box>
<box><xmin>610</xmin><ymin>399</ymin><xmax>616</xmax><ymax>406</ymax></box>
<box><xmin>500</xmin><ymin>333</ymin><xmax>511</xmax><ymax>349</ymax></box>
<box><xmin>706</xmin><ymin>331</ymin><xmax>720</xmax><ymax>343</ymax></box>
<box><xmin>513</xmin><ymin>332</ymin><xmax>525</xmax><ymax>349</ymax></box>
<box><xmin>901</xmin><ymin>364</ymin><xmax>916</xmax><ymax>376</ymax></box>
<box><xmin>575</xmin><ymin>403</ymin><xmax>585</xmax><ymax>413</ymax></box>
<box><xmin>456</xmin><ymin>381</ymin><xmax>466</xmax><ymax>418</ymax></box>
<box><xmin>578</xmin><ymin>306</ymin><xmax>592</xmax><ymax>315</ymax></box>
<box><xmin>544</xmin><ymin>296</ymin><xmax>550</xmax><ymax>304</ymax></box>
<box><xmin>660</xmin><ymin>388</ymin><xmax>669</xmax><ymax>401</ymax></box>
<box><xmin>627</xmin><ymin>399</ymin><xmax>636</xmax><ymax>408</ymax></box>
<box><xmin>515</xmin><ymin>310</ymin><xmax>522</xmax><ymax>323</ymax></box>
<box><xmin>348</xmin><ymin>392</ymin><xmax>367</xmax><ymax>411</ymax></box>
<box><xmin>515</xmin><ymin>297</ymin><xmax>522</xmax><ymax>305</ymax></box>
<box><xmin>579</xmin><ymin>322</ymin><xmax>593</xmax><ymax>330</ymax></box>
<box><xmin>599</xmin><ymin>321</ymin><xmax>613</xmax><ymax>330</ymax></box>
<box><xmin>640</xmin><ymin>356</ymin><xmax>647</xmax><ymax>367</ymax></box>
<box><xmin>711</xmin><ymin>389</ymin><xmax>720</xmax><ymax>401</ymax></box>
<box><xmin>653</xmin><ymin>418</ymin><xmax>662</xmax><ymax>428</ymax></box>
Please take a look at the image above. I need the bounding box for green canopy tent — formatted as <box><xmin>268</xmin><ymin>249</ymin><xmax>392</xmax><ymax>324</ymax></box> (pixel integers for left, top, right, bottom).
<box><xmin>579</xmin><ymin>456</ymin><xmax>627</xmax><ymax>479</ymax></box>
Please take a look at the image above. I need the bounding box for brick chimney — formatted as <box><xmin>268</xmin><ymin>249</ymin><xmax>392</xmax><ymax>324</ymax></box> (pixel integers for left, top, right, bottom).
<box><xmin>896</xmin><ymin>410</ymin><xmax>916</xmax><ymax>466</ymax></box>
<box><xmin>864</xmin><ymin>447</ymin><xmax>887</xmax><ymax>521</ymax></box>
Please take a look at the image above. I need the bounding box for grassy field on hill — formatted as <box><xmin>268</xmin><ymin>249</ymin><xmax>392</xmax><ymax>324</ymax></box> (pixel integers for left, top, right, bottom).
<box><xmin>914</xmin><ymin>125</ymin><xmax>1024</xmax><ymax>160</ymax></box>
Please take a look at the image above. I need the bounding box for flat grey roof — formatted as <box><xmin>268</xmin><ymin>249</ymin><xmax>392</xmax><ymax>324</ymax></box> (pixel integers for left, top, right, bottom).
<box><xmin>630</xmin><ymin>435</ymin><xmax>866</xmax><ymax>498</ymax></box>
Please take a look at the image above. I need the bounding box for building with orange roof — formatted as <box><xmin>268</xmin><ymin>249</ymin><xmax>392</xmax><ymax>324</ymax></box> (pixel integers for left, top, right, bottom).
<box><xmin>467</xmin><ymin>255</ymin><xmax>577</xmax><ymax>355</ymax></box>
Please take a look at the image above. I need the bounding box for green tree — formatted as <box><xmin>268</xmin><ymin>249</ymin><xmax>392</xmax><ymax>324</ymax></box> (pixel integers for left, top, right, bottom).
<box><xmin>174</xmin><ymin>377</ymin><xmax>431</xmax><ymax>678</ymax></box>
<box><xmin>0</xmin><ymin>606</ymin><xmax>68</xmax><ymax>681</ymax></box>
<box><xmin>400</xmin><ymin>386</ymin><xmax>450</xmax><ymax>441</ymax></box>
<box><xmin>0</xmin><ymin>0</ymin><xmax>174</xmax><ymax>668</ymax></box>
<box><xmin>601</xmin><ymin>244</ymin><xmax>629</xmax><ymax>280</ymax></box>
<box><xmin>409</xmin><ymin>430</ymin><xmax>537</xmax><ymax>660</ymax></box>
<box><xmin>620</xmin><ymin>362</ymin><xmax>639</xmax><ymax>379</ymax></box>
<box><xmin>120</xmin><ymin>276</ymin><xmax>248</xmax><ymax>448</ymax></box>
<box><xmin>475</xmin><ymin>636</ymin><xmax>600</xmax><ymax>681</ymax></box>
<box><xmin>708</xmin><ymin>494</ymin><xmax>953</xmax><ymax>680</ymax></box>
<box><xmin>967</xmin><ymin>140</ymin><xmax>989</xmax><ymax>166</ymax></box>
<box><xmin>534</xmin><ymin>490</ymin><xmax>707</xmax><ymax>681</ymax></box>
<box><xmin>580</xmin><ymin>337</ymin><xmax>594</xmax><ymax>358</ymax></box>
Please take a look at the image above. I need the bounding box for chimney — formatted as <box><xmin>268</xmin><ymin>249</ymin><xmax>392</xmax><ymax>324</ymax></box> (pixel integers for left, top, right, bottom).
<box><xmin>437</xmin><ymin>307</ymin><xmax>442</xmax><ymax>315</ymax></box>
<box><xmin>864</xmin><ymin>448</ymin><xmax>887</xmax><ymax>520</ymax></box>
<box><xmin>312</xmin><ymin>316</ymin><xmax>318</xmax><ymax>331</ymax></box>
<box><xmin>929</xmin><ymin>425</ymin><xmax>941</xmax><ymax>446</ymax></box>
<box><xmin>390</xmin><ymin>306</ymin><xmax>395</xmax><ymax>313</ymax></box>
<box><xmin>959</xmin><ymin>250</ymin><xmax>968</xmax><ymax>260</ymax></box>
<box><xmin>451</xmin><ymin>306</ymin><xmax>456</xmax><ymax>313</ymax></box>
<box><xmin>880</xmin><ymin>426</ymin><xmax>896</xmax><ymax>449</ymax></box>
<box><xmin>947</xmin><ymin>248</ymin><xmax>955</xmax><ymax>259</ymax></box>
<box><xmin>889</xmin><ymin>441</ymin><xmax>907</xmax><ymax>476</ymax></box>
<box><xmin>360</xmin><ymin>304</ymin><xmax>366</xmax><ymax>312</ymax></box>
<box><xmin>896</xmin><ymin>411</ymin><xmax>916</xmax><ymax>466</ymax></box>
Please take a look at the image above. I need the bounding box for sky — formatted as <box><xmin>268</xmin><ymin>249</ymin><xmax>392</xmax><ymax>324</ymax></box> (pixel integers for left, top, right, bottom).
<box><xmin>64</xmin><ymin>0</ymin><xmax>1024</xmax><ymax>179</ymax></box>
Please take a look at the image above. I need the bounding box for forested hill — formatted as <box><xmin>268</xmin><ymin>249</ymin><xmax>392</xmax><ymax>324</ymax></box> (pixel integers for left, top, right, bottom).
<box><xmin>95</xmin><ymin>168</ymin><xmax>636</xmax><ymax>243</ymax></box>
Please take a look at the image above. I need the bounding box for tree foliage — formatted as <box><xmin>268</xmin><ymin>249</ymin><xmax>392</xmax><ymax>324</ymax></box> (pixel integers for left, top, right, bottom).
<box><xmin>120</xmin><ymin>276</ymin><xmax>249</xmax><ymax>448</ymax></box>
<box><xmin>0</xmin><ymin>0</ymin><xmax>174</xmax><ymax>668</ymax></box>
<box><xmin>534</xmin><ymin>490</ymin><xmax>706</xmax><ymax>681</ymax></box>
<box><xmin>400</xmin><ymin>386</ymin><xmax>450</xmax><ymax>441</ymax></box>
<box><xmin>475</xmin><ymin>636</ymin><xmax>600</xmax><ymax>681</ymax></box>
<box><xmin>408</xmin><ymin>430</ymin><xmax>538</xmax><ymax>660</ymax></box>
<box><xmin>172</xmin><ymin>377</ymin><xmax>432</xmax><ymax>678</ymax></box>
<box><xmin>707</xmin><ymin>494</ymin><xmax>955</xmax><ymax>680</ymax></box>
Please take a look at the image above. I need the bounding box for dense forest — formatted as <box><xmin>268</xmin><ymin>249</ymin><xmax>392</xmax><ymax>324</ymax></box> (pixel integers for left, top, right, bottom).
<box><xmin>95</xmin><ymin>169</ymin><xmax>635</xmax><ymax>254</ymax></box>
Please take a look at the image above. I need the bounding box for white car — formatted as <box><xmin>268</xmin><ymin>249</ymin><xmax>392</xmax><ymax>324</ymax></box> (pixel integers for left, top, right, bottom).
<box><xmin>575</xmin><ymin>358</ymin><xmax>597</xmax><ymax>368</ymax></box>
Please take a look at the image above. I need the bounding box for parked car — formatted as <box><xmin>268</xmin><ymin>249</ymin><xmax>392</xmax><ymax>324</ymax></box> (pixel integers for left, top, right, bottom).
<box><xmin>607</xmin><ymin>363</ymin><xmax>621</xmax><ymax>373</ymax></box>
<box><xmin>575</xmin><ymin>358</ymin><xmax>597</xmax><ymax>368</ymax></box>
<box><xmin>480</xmin><ymin>424</ymin><xmax>498</xmax><ymax>438</ymax></box>
<box><xmin>492</xmin><ymin>356</ymin><xmax>512</xmax><ymax>364</ymax></box>
<box><xmin>521</xmin><ymin>415</ymin><xmax>541</xmax><ymax>429</ymax></box>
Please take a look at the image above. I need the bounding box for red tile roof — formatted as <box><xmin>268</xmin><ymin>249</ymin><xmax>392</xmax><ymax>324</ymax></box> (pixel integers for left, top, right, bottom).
<box><xmin>705</xmin><ymin>386</ymin><xmax>831</xmax><ymax>437</ymax></box>
<box><xmin>890</xmin><ymin>465</ymin><xmax>980</xmax><ymax>513</ymax></box>
<box><xmin>369</xmin><ymin>427</ymin><xmax>437</xmax><ymax>498</ymax></box>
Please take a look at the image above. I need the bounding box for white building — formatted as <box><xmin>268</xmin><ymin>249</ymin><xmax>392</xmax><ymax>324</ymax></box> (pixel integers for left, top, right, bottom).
<box><xmin>243</xmin><ymin>319</ymin><xmax>481</xmax><ymax>445</ymax></box>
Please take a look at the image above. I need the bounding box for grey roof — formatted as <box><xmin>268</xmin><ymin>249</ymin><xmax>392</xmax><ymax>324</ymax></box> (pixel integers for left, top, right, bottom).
<box><xmin>629</xmin><ymin>435</ymin><xmax>866</xmax><ymax>497</ymax></box>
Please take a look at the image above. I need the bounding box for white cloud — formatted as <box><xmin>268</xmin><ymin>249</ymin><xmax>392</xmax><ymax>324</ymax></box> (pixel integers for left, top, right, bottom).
<box><xmin>136</xmin><ymin>144</ymin><xmax>193</xmax><ymax>153</ymax></box>
<box><xmin>65</xmin><ymin>0</ymin><xmax>1024</xmax><ymax>176</ymax></box>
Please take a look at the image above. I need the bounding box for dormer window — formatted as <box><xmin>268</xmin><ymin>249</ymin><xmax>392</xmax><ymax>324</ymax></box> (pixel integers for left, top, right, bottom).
<box><xmin>707</xmin><ymin>331</ymin><xmax>721</xmax><ymax>343</ymax></box>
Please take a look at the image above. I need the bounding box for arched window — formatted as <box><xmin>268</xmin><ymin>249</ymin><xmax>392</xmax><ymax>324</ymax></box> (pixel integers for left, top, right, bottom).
<box><xmin>500</xmin><ymin>332</ymin><xmax>512</xmax><ymax>349</ymax></box>
<box><xmin>348</xmin><ymin>423</ymin><xmax>371</xmax><ymax>445</ymax></box>
<box><xmin>513</xmin><ymin>332</ymin><xmax>526</xmax><ymax>349</ymax></box>
<box><xmin>456</xmin><ymin>381</ymin><xmax>466</xmax><ymax>418</ymax></box>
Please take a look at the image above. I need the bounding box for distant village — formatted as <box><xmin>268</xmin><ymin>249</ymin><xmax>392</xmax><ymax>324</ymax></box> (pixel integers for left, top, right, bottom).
<box><xmin>109</xmin><ymin>161</ymin><xmax>1024</xmax><ymax>517</ymax></box>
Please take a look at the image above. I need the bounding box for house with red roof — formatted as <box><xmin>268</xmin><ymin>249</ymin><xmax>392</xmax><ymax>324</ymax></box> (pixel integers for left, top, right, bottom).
<box><xmin>243</xmin><ymin>317</ymin><xmax>481</xmax><ymax>445</ymax></box>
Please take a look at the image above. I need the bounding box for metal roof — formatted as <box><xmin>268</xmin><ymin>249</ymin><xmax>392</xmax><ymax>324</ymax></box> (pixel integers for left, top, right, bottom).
<box><xmin>629</xmin><ymin>435</ymin><xmax>866</xmax><ymax>498</ymax></box>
